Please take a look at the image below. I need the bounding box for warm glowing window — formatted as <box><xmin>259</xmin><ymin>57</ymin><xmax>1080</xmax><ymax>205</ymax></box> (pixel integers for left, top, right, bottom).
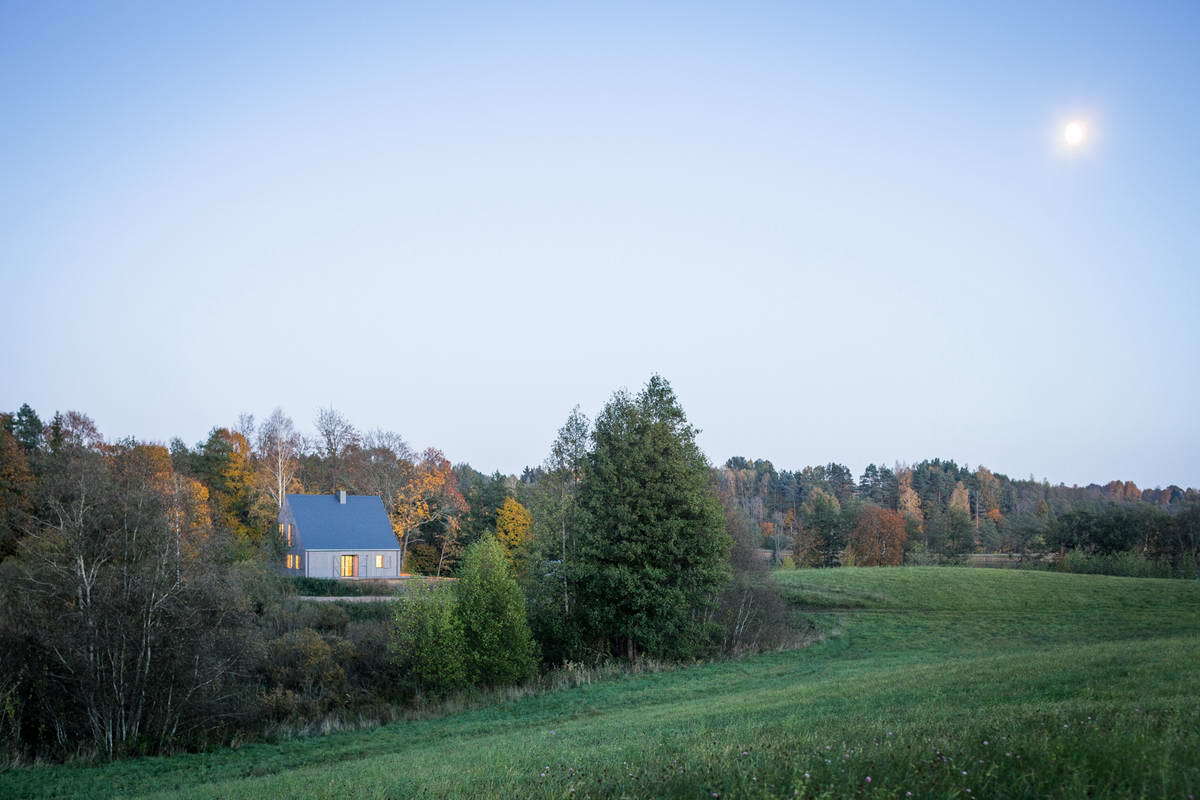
<box><xmin>296</xmin><ymin>554</ymin><xmax>302</xmax><ymax>570</ymax></box>
<box><xmin>285</xmin><ymin>554</ymin><xmax>294</xmax><ymax>569</ymax></box>
<box><xmin>340</xmin><ymin>554</ymin><xmax>358</xmax><ymax>577</ymax></box>
<box><xmin>375</xmin><ymin>554</ymin><xmax>384</xmax><ymax>569</ymax></box>
<box><xmin>286</xmin><ymin>524</ymin><xmax>293</xmax><ymax>546</ymax></box>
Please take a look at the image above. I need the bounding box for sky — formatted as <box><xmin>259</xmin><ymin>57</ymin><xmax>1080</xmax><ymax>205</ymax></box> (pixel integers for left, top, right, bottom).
<box><xmin>2</xmin><ymin>1</ymin><xmax>1198</xmax><ymax>489</ymax></box>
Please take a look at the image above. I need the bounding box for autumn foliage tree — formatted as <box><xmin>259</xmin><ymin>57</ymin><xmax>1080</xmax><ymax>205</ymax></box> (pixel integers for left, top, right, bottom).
<box><xmin>847</xmin><ymin>506</ymin><xmax>908</xmax><ymax>566</ymax></box>
<box><xmin>391</xmin><ymin>448</ymin><xmax>467</xmax><ymax>576</ymax></box>
<box><xmin>494</xmin><ymin>496</ymin><xmax>532</xmax><ymax>568</ymax></box>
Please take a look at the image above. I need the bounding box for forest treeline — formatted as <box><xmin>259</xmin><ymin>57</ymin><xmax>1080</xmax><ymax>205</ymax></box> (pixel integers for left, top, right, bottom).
<box><xmin>0</xmin><ymin>378</ymin><xmax>794</xmax><ymax>762</ymax></box>
<box><xmin>715</xmin><ymin>456</ymin><xmax>1200</xmax><ymax>569</ymax></box>
<box><xmin>1</xmin><ymin>383</ymin><xmax>1197</xmax><ymax>762</ymax></box>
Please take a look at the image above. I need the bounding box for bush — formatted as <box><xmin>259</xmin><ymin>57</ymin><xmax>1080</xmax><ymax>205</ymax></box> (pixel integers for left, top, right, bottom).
<box><xmin>455</xmin><ymin>536</ymin><xmax>538</xmax><ymax>686</ymax></box>
<box><xmin>1055</xmin><ymin>549</ymin><xmax>1195</xmax><ymax>579</ymax></box>
<box><xmin>287</xmin><ymin>576</ymin><xmax>397</xmax><ymax>597</ymax></box>
<box><xmin>263</xmin><ymin>628</ymin><xmax>353</xmax><ymax>715</ymax></box>
<box><xmin>391</xmin><ymin>585</ymin><xmax>468</xmax><ymax>695</ymax></box>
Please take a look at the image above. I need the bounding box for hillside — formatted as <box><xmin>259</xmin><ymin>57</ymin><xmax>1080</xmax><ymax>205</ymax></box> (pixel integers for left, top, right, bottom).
<box><xmin>5</xmin><ymin>568</ymin><xmax>1198</xmax><ymax>799</ymax></box>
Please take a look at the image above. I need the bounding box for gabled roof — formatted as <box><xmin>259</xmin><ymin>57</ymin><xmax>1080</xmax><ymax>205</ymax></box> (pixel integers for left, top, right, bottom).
<box><xmin>286</xmin><ymin>494</ymin><xmax>399</xmax><ymax>550</ymax></box>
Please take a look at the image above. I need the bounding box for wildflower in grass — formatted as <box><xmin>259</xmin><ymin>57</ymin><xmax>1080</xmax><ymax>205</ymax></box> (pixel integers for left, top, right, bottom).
<box><xmin>865</xmin><ymin>776</ymin><xmax>872</xmax><ymax>783</ymax></box>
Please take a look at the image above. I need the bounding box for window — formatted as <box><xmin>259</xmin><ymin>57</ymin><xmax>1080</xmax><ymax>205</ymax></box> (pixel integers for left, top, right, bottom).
<box><xmin>340</xmin><ymin>554</ymin><xmax>358</xmax><ymax>577</ymax></box>
<box><xmin>285</xmin><ymin>554</ymin><xmax>294</xmax><ymax>569</ymax></box>
<box><xmin>286</xmin><ymin>524</ymin><xmax>293</xmax><ymax>546</ymax></box>
<box><xmin>296</xmin><ymin>554</ymin><xmax>302</xmax><ymax>570</ymax></box>
<box><xmin>375</xmin><ymin>554</ymin><xmax>384</xmax><ymax>569</ymax></box>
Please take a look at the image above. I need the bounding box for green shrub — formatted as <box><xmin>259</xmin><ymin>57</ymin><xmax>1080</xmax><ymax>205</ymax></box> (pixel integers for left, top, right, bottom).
<box><xmin>455</xmin><ymin>536</ymin><xmax>538</xmax><ymax>686</ymax></box>
<box><xmin>391</xmin><ymin>585</ymin><xmax>468</xmax><ymax>695</ymax></box>
<box><xmin>263</xmin><ymin>628</ymin><xmax>353</xmax><ymax>717</ymax></box>
<box><xmin>286</xmin><ymin>577</ymin><xmax>397</xmax><ymax>597</ymax></box>
<box><xmin>1056</xmin><ymin>549</ymin><xmax>1192</xmax><ymax>579</ymax></box>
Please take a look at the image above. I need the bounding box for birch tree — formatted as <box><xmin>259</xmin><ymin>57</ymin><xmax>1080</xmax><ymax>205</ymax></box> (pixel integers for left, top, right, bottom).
<box><xmin>256</xmin><ymin>408</ymin><xmax>303</xmax><ymax>509</ymax></box>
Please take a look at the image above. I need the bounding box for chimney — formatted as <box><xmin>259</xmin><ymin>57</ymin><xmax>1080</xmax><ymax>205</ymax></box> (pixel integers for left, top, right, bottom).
<box><xmin>338</xmin><ymin>490</ymin><xmax>347</xmax><ymax>505</ymax></box>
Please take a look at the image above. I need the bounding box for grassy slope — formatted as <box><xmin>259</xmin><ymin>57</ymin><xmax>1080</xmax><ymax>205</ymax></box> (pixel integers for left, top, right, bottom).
<box><xmin>4</xmin><ymin>568</ymin><xmax>1198</xmax><ymax>799</ymax></box>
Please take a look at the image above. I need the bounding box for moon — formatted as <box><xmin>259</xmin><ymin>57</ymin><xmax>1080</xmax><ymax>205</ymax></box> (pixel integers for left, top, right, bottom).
<box><xmin>1063</xmin><ymin>120</ymin><xmax>1087</xmax><ymax>147</ymax></box>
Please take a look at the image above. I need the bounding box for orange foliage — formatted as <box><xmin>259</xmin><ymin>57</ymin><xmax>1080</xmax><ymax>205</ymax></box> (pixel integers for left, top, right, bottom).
<box><xmin>391</xmin><ymin>448</ymin><xmax>468</xmax><ymax>573</ymax></box>
<box><xmin>847</xmin><ymin>506</ymin><xmax>907</xmax><ymax>567</ymax></box>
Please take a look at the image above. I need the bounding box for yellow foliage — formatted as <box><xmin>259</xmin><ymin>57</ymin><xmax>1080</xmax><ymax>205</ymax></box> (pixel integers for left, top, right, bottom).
<box><xmin>495</xmin><ymin>496</ymin><xmax>532</xmax><ymax>556</ymax></box>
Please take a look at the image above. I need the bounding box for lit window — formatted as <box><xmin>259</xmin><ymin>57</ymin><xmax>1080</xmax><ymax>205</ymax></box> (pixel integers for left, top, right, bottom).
<box><xmin>340</xmin><ymin>554</ymin><xmax>358</xmax><ymax>577</ymax></box>
<box><xmin>278</xmin><ymin>523</ymin><xmax>285</xmax><ymax>535</ymax></box>
<box><xmin>286</xmin><ymin>524</ymin><xmax>293</xmax><ymax>546</ymax></box>
<box><xmin>375</xmin><ymin>554</ymin><xmax>384</xmax><ymax>569</ymax></box>
<box><xmin>296</xmin><ymin>554</ymin><xmax>302</xmax><ymax>570</ymax></box>
<box><xmin>285</xmin><ymin>554</ymin><xmax>293</xmax><ymax>569</ymax></box>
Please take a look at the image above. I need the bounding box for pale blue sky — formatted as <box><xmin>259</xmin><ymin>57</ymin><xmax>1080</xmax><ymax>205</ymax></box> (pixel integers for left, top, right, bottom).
<box><xmin>2</xmin><ymin>1</ymin><xmax>1198</xmax><ymax>488</ymax></box>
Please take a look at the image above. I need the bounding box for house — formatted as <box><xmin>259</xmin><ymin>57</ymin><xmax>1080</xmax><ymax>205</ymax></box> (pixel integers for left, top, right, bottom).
<box><xmin>279</xmin><ymin>490</ymin><xmax>402</xmax><ymax>579</ymax></box>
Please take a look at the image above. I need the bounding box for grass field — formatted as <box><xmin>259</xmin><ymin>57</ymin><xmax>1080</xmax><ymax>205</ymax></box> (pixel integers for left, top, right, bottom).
<box><xmin>4</xmin><ymin>567</ymin><xmax>1198</xmax><ymax>799</ymax></box>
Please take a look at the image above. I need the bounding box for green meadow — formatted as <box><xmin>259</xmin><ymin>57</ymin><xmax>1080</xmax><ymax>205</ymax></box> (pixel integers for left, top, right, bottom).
<box><xmin>5</xmin><ymin>567</ymin><xmax>1198</xmax><ymax>799</ymax></box>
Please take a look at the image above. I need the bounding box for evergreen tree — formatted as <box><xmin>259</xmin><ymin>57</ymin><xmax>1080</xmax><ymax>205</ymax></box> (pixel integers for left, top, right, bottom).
<box><xmin>800</xmin><ymin>487</ymin><xmax>845</xmax><ymax>566</ymax></box>
<box><xmin>455</xmin><ymin>535</ymin><xmax>537</xmax><ymax>685</ymax></box>
<box><xmin>574</xmin><ymin>375</ymin><xmax>731</xmax><ymax>661</ymax></box>
<box><xmin>12</xmin><ymin>404</ymin><xmax>43</xmax><ymax>455</ymax></box>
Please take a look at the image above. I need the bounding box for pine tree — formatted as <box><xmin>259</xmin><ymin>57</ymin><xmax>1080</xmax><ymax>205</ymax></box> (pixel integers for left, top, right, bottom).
<box><xmin>573</xmin><ymin>375</ymin><xmax>731</xmax><ymax>661</ymax></box>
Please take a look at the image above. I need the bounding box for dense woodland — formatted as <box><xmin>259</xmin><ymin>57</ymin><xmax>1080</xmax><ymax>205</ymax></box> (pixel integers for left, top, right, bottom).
<box><xmin>0</xmin><ymin>380</ymin><xmax>1197</xmax><ymax>762</ymax></box>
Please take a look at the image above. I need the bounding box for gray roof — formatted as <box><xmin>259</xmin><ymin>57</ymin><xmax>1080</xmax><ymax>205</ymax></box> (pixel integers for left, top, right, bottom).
<box><xmin>286</xmin><ymin>494</ymin><xmax>399</xmax><ymax>550</ymax></box>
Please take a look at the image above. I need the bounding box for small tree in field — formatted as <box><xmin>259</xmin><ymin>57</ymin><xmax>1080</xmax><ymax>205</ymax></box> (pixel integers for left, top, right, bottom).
<box><xmin>455</xmin><ymin>536</ymin><xmax>537</xmax><ymax>686</ymax></box>
<box><xmin>391</xmin><ymin>585</ymin><xmax>468</xmax><ymax>695</ymax></box>
<box><xmin>847</xmin><ymin>506</ymin><xmax>908</xmax><ymax>566</ymax></box>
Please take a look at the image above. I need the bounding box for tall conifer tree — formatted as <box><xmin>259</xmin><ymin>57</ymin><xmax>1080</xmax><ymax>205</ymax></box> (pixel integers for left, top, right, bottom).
<box><xmin>574</xmin><ymin>375</ymin><xmax>730</xmax><ymax>660</ymax></box>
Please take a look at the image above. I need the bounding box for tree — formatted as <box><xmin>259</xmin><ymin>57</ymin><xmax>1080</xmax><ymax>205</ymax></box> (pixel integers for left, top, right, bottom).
<box><xmin>194</xmin><ymin>428</ymin><xmax>264</xmax><ymax>543</ymax></box>
<box><xmin>937</xmin><ymin>508</ymin><xmax>975</xmax><ymax>555</ymax></box>
<box><xmin>458</xmin><ymin>468</ymin><xmax>509</xmax><ymax>546</ymax></box>
<box><xmin>535</xmin><ymin>406</ymin><xmax>590</xmax><ymax>597</ymax></box>
<box><xmin>0</xmin><ymin>420</ymin><xmax>35</xmax><ymax>560</ymax></box>
<box><xmin>847</xmin><ymin>506</ymin><xmax>907</xmax><ymax>566</ymax></box>
<box><xmin>391</xmin><ymin>585</ymin><xmax>468</xmax><ymax>695</ymax></box>
<box><xmin>356</xmin><ymin>429</ymin><xmax>415</xmax><ymax>523</ymax></box>
<box><xmin>391</xmin><ymin>449</ymin><xmax>467</xmax><ymax>576</ymax></box>
<box><xmin>494</xmin><ymin>496</ymin><xmax>532</xmax><ymax>566</ymax></box>
<box><xmin>949</xmin><ymin>481</ymin><xmax>970</xmax><ymax>515</ymax></box>
<box><xmin>454</xmin><ymin>536</ymin><xmax>537</xmax><ymax>685</ymax></box>
<box><xmin>975</xmin><ymin>466</ymin><xmax>1002</xmax><ymax>516</ymax></box>
<box><xmin>256</xmin><ymin>408</ymin><xmax>303</xmax><ymax>509</ymax></box>
<box><xmin>574</xmin><ymin>376</ymin><xmax>731</xmax><ymax>661</ymax></box>
<box><xmin>0</xmin><ymin>438</ymin><xmax>253</xmax><ymax>758</ymax></box>
<box><xmin>799</xmin><ymin>487</ymin><xmax>844</xmax><ymax>567</ymax></box>
<box><xmin>11</xmin><ymin>404</ymin><xmax>43</xmax><ymax>455</ymax></box>
<box><xmin>310</xmin><ymin>406</ymin><xmax>360</xmax><ymax>491</ymax></box>
<box><xmin>897</xmin><ymin>467</ymin><xmax>924</xmax><ymax>530</ymax></box>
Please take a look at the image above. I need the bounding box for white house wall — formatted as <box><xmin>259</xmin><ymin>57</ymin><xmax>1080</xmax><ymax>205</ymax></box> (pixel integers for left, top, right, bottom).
<box><xmin>304</xmin><ymin>550</ymin><xmax>402</xmax><ymax>579</ymax></box>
